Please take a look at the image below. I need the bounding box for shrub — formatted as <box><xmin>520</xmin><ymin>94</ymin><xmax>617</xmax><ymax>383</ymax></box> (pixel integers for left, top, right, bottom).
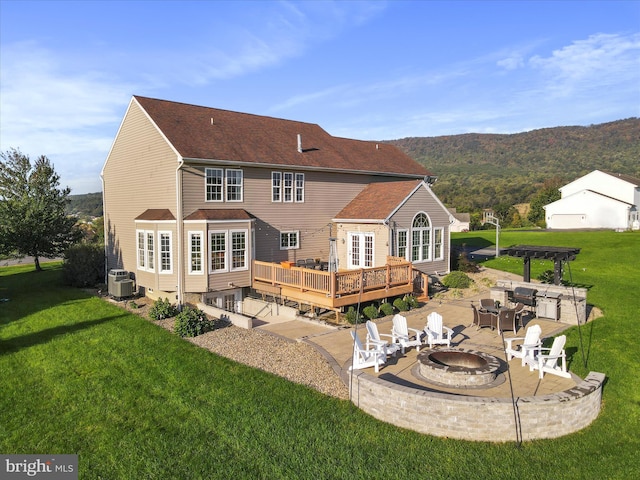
<box><xmin>404</xmin><ymin>294</ymin><xmax>419</xmax><ymax>309</ymax></box>
<box><xmin>174</xmin><ymin>306</ymin><xmax>216</xmax><ymax>337</ymax></box>
<box><xmin>379</xmin><ymin>302</ymin><xmax>394</xmax><ymax>316</ymax></box>
<box><xmin>344</xmin><ymin>306</ymin><xmax>359</xmax><ymax>325</ymax></box>
<box><xmin>148</xmin><ymin>297</ymin><xmax>177</xmax><ymax>320</ymax></box>
<box><xmin>363</xmin><ymin>304</ymin><xmax>379</xmax><ymax>320</ymax></box>
<box><xmin>393</xmin><ymin>297</ymin><xmax>409</xmax><ymax>312</ymax></box>
<box><xmin>62</xmin><ymin>243</ymin><xmax>105</xmax><ymax>287</ymax></box>
<box><xmin>442</xmin><ymin>271</ymin><xmax>473</xmax><ymax>289</ymax></box>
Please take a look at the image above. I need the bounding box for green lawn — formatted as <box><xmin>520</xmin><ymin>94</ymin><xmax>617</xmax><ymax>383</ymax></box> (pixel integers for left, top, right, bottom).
<box><xmin>1</xmin><ymin>230</ymin><xmax>639</xmax><ymax>479</ymax></box>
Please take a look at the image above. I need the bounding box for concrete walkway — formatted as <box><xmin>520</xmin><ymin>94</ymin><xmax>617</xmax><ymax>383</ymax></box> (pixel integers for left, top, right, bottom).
<box><xmin>257</xmin><ymin>271</ymin><xmax>578</xmax><ymax>399</ymax></box>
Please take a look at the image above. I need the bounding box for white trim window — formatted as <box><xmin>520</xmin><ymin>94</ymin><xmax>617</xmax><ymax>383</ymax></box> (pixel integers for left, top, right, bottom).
<box><xmin>209</xmin><ymin>231</ymin><xmax>227</xmax><ymax>272</ymax></box>
<box><xmin>348</xmin><ymin>232</ymin><xmax>374</xmax><ymax>269</ymax></box>
<box><xmin>230</xmin><ymin>230</ymin><xmax>247</xmax><ymax>271</ymax></box>
<box><xmin>209</xmin><ymin>229</ymin><xmax>249</xmax><ymax>273</ymax></box>
<box><xmin>226</xmin><ymin>169</ymin><xmax>243</xmax><ymax>202</ymax></box>
<box><xmin>205</xmin><ymin>168</ymin><xmax>223</xmax><ymax>202</ymax></box>
<box><xmin>271</xmin><ymin>172</ymin><xmax>282</xmax><ymax>202</ymax></box>
<box><xmin>434</xmin><ymin>227</ymin><xmax>444</xmax><ymax>261</ymax></box>
<box><xmin>411</xmin><ymin>212</ymin><xmax>431</xmax><ymax>262</ymax></box>
<box><xmin>137</xmin><ymin>230</ymin><xmax>146</xmax><ymax>269</ymax></box>
<box><xmin>159</xmin><ymin>231</ymin><xmax>172</xmax><ymax>274</ymax></box>
<box><xmin>189</xmin><ymin>232</ymin><xmax>204</xmax><ymax>274</ymax></box>
<box><xmin>272</xmin><ymin>171</ymin><xmax>304</xmax><ymax>203</ymax></box>
<box><xmin>205</xmin><ymin>168</ymin><xmax>243</xmax><ymax>202</ymax></box>
<box><xmin>397</xmin><ymin>229</ymin><xmax>408</xmax><ymax>260</ymax></box>
<box><xmin>280</xmin><ymin>231</ymin><xmax>299</xmax><ymax>250</ymax></box>
<box><xmin>283</xmin><ymin>172</ymin><xmax>294</xmax><ymax>202</ymax></box>
<box><xmin>295</xmin><ymin>173</ymin><xmax>305</xmax><ymax>202</ymax></box>
<box><xmin>146</xmin><ymin>232</ymin><xmax>155</xmax><ymax>272</ymax></box>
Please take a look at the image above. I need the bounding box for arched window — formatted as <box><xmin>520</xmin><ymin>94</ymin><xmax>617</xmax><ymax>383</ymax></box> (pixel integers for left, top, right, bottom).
<box><xmin>411</xmin><ymin>212</ymin><xmax>431</xmax><ymax>262</ymax></box>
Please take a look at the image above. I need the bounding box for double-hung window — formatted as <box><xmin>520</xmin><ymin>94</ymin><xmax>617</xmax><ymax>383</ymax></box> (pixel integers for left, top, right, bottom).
<box><xmin>271</xmin><ymin>172</ymin><xmax>282</xmax><ymax>202</ymax></box>
<box><xmin>189</xmin><ymin>232</ymin><xmax>203</xmax><ymax>274</ymax></box>
<box><xmin>205</xmin><ymin>168</ymin><xmax>243</xmax><ymax>202</ymax></box>
<box><xmin>159</xmin><ymin>232</ymin><xmax>172</xmax><ymax>273</ymax></box>
<box><xmin>283</xmin><ymin>172</ymin><xmax>294</xmax><ymax>202</ymax></box>
<box><xmin>137</xmin><ymin>231</ymin><xmax>146</xmax><ymax>269</ymax></box>
<box><xmin>210</xmin><ymin>232</ymin><xmax>227</xmax><ymax>272</ymax></box>
<box><xmin>209</xmin><ymin>230</ymin><xmax>248</xmax><ymax>273</ymax></box>
<box><xmin>205</xmin><ymin>168</ymin><xmax>223</xmax><ymax>201</ymax></box>
<box><xmin>226</xmin><ymin>169</ymin><xmax>243</xmax><ymax>201</ymax></box>
<box><xmin>146</xmin><ymin>232</ymin><xmax>155</xmax><ymax>272</ymax></box>
<box><xmin>272</xmin><ymin>171</ymin><xmax>304</xmax><ymax>202</ymax></box>
<box><xmin>397</xmin><ymin>230</ymin><xmax>408</xmax><ymax>260</ymax></box>
<box><xmin>433</xmin><ymin>227</ymin><xmax>444</xmax><ymax>260</ymax></box>
<box><xmin>280</xmin><ymin>231</ymin><xmax>299</xmax><ymax>250</ymax></box>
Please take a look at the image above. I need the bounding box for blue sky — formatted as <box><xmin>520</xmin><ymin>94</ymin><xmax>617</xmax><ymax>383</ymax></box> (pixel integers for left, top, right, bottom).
<box><xmin>1</xmin><ymin>1</ymin><xmax>638</xmax><ymax>194</ymax></box>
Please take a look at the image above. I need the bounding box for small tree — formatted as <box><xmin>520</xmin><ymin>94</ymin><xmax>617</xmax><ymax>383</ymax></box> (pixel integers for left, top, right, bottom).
<box><xmin>0</xmin><ymin>148</ymin><xmax>79</xmax><ymax>270</ymax></box>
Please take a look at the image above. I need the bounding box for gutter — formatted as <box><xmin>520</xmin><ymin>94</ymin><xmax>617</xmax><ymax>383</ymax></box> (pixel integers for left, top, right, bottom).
<box><xmin>176</xmin><ymin>157</ymin><xmax>184</xmax><ymax>306</ymax></box>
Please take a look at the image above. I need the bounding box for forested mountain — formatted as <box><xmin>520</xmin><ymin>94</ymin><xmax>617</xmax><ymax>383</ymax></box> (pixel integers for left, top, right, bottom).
<box><xmin>386</xmin><ymin>118</ymin><xmax>640</xmax><ymax>213</ymax></box>
<box><xmin>67</xmin><ymin>192</ymin><xmax>103</xmax><ymax>217</ymax></box>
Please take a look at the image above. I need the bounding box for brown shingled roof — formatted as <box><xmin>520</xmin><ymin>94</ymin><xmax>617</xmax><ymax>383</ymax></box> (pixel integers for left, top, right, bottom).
<box><xmin>134</xmin><ymin>96</ymin><xmax>430</xmax><ymax>177</ymax></box>
<box><xmin>334</xmin><ymin>180</ymin><xmax>422</xmax><ymax>220</ymax></box>
<box><xmin>184</xmin><ymin>209</ymin><xmax>254</xmax><ymax>221</ymax></box>
<box><xmin>135</xmin><ymin>209</ymin><xmax>176</xmax><ymax>221</ymax></box>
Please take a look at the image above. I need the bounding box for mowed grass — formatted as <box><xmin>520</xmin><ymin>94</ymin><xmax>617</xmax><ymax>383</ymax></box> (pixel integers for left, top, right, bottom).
<box><xmin>1</xmin><ymin>230</ymin><xmax>639</xmax><ymax>479</ymax></box>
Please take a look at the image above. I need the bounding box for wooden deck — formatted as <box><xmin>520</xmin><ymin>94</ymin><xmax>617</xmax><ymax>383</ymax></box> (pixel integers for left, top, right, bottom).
<box><xmin>252</xmin><ymin>257</ymin><xmax>426</xmax><ymax>314</ymax></box>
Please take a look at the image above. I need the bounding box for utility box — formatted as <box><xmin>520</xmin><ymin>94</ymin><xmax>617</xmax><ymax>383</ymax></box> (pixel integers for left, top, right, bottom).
<box><xmin>108</xmin><ymin>269</ymin><xmax>133</xmax><ymax>298</ymax></box>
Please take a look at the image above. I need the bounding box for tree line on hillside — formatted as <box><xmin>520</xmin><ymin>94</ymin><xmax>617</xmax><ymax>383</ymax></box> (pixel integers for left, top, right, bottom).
<box><xmin>386</xmin><ymin>118</ymin><xmax>640</xmax><ymax>227</ymax></box>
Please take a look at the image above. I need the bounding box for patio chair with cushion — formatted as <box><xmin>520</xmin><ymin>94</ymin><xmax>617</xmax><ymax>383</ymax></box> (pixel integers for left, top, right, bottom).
<box><xmin>391</xmin><ymin>314</ymin><xmax>423</xmax><ymax>353</ymax></box>
<box><xmin>527</xmin><ymin>334</ymin><xmax>572</xmax><ymax>379</ymax></box>
<box><xmin>424</xmin><ymin>312</ymin><xmax>453</xmax><ymax>348</ymax></box>
<box><xmin>471</xmin><ymin>304</ymin><xmax>496</xmax><ymax>330</ymax></box>
<box><xmin>504</xmin><ymin>324</ymin><xmax>542</xmax><ymax>366</ymax></box>
<box><xmin>365</xmin><ymin>320</ymin><xmax>401</xmax><ymax>358</ymax></box>
<box><xmin>348</xmin><ymin>330</ymin><xmax>386</xmax><ymax>373</ymax></box>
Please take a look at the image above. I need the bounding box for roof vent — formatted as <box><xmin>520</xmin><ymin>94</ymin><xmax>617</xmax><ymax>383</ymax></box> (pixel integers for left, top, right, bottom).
<box><xmin>297</xmin><ymin>134</ymin><xmax>302</xmax><ymax>153</ymax></box>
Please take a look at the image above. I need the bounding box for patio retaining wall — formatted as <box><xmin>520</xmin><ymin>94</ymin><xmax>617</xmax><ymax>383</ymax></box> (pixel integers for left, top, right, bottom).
<box><xmin>345</xmin><ymin>370</ymin><xmax>605</xmax><ymax>442</ymax></box>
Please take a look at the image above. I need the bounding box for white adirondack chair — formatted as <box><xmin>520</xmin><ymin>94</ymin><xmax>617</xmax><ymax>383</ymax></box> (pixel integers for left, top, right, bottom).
<box><xmin>391</xmin><ymin>314</ymin><xmax>423</xmax><ymax>353</ymax></box>
<box><xmin>348</xmin><ymin>330</ymin><xmax>386</xmax><ymax>373</ymax></box>
<box><xmin>528</xmin><ymin>334</ymin><xmax>572</xmax><ymax>379</ymax></box>
<box><xmin>504</xmin><ymin>324</ymin><xmax>542</xmax><ymax>366</ymax></box>
<box><xmin>365</xmin><ymin>320</ymin><xmax>401</xmax><ymax>358</ymax></box>
<box><xmin>424</xmin><ymin>312</ymin><xmax>453</xmax><ymax>348</ymax></box>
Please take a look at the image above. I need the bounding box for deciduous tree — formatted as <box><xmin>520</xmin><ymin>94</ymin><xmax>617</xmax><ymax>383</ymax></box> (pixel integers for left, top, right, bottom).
<box><xmin>0</xmin><ymin>148</ymin><xmax>79</xmax><ymax>270</ymax></box>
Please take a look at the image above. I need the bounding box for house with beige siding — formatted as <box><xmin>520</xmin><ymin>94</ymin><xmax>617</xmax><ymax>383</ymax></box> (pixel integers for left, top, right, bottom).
<box><xmin>101</xmin><ymin>96</ymin><xmax>451</xmax><ymax>316</ymax></box>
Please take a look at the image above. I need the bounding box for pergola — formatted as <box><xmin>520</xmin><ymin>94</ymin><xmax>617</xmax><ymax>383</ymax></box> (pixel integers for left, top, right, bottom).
<box><xmin>504</xmin><ymin>245</ymin><xmax>581</xmax><ymax>285</ymax></box>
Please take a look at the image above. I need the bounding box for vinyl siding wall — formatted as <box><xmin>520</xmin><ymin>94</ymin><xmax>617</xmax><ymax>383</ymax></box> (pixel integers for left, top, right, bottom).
<box><xmin>181</xmin><ymin>165</ymin><xmax>388</xmax><ymax>265</ymax></box>
<box><xmin>102</xmin><ymin>100</ymin><xmax>179</xmax><ymax>290</ymax></box>
<box><xmin>389</xmin><ymin>185</ymin><xmax>450</xmax><ymax>274</ymax></box>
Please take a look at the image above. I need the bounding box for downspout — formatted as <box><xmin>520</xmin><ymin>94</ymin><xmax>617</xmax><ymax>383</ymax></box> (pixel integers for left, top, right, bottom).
<box><xmin>100</xmin><ymin>173</ymin><xmax>108</xmax><ymax>283</ymax></box>
<box><xmin>176</xmin><ymin>158</ymin><xmax>184</xmax><ymax>306</ymax></box>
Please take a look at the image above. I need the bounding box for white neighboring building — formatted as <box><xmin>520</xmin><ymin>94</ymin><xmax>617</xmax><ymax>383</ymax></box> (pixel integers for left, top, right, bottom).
<box><xmin>544</xmin><ymin>170</ymin><xmax>640</xmax><ymax>230</ymax></box>
<box><xmin>448</xmin><ymin>208</ymin><xmax>470</xmax><ymax>232</ymax></box>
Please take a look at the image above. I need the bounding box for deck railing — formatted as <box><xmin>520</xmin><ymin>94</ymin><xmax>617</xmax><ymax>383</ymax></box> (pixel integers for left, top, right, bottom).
<box><xmin>253</xmin><ymin>259</ymin><xmax>413</xmax><ymax>298</ymax></box>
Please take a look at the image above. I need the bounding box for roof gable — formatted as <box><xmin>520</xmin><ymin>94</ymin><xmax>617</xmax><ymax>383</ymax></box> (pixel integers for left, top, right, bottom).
<box><xmin>133</xmin><ymin>96</ymin><xmax>430</xmax><ymax>177</ymax></box>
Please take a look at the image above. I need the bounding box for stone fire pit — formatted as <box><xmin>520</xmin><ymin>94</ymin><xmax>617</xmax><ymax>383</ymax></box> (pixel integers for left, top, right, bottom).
<box><xmin>416</xmin><ymin>348</ymin><xmax>501</xmax><ymax>387</ymax></box>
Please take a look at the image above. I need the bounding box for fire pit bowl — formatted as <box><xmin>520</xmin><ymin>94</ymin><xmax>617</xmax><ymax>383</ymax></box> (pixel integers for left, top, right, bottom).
<box><xmin>416</xmin><ymin>348</ymin><xmax>501</xmax><ymax>387</ymax></box>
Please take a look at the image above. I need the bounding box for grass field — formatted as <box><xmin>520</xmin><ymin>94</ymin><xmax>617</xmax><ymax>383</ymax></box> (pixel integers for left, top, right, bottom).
<box><xmin>1</xmin><ymin>230</ymin><xmax>639</xmax><ymax>479</ymax></box>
